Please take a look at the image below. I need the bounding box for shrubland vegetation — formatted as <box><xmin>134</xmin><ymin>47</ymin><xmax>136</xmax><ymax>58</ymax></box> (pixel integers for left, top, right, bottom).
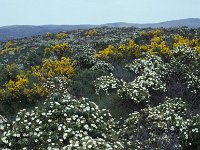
<box><xmin>0</xmin><ymin>27</ymin><xmax>200</xmax><ymax>149</ymax></box>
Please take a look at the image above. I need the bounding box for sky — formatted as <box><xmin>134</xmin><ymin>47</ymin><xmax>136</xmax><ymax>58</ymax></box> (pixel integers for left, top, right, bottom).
<box><xmin>0</xmin><ymin>0</ymin><xmax>200</xmax><ymax>26</ymax></box>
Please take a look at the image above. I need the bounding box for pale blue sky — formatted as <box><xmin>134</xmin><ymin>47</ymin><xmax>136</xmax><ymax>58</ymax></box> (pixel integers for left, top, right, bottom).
<box><xmin>0</xmin><ymin>0</ymin><xmax>200</xmax><ymax>26</ymax></box>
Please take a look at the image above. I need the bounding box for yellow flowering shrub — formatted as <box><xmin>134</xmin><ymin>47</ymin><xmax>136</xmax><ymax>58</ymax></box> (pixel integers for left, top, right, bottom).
<box><xmin>4</xmin><ymin>41</ymin><xmax>15</xmax><ymax>49</ymax></box>
<box><xmin>55</xmin><ymin>32</ymin><xmax>68</xmax><ymax>40</ymax></box>
<box><xmin>6</xmin><ymin>74</ymin><xmax>28</xmax><ymax>94</ymax></box>
<box><xmin>159</xmin><ymin>42</ymin><xmax>171</xmax><ymax>56</ymax></box>
<box><xmin>84</xmin><ymin>29</ymin><xmax>97</xmax><ymax>36</ymax></box>
<box><xmin>117</xmin><ymin>40</ymin><xmax>141</xmax><ymax>58</ymax></box>
<box><xmin>195</xmin><ymin>46</ymin><xmax>200</xmax><ymax>54</ymax></box>
<box><xmin>96</xmin><ymin>40</ymin><xmax>142</xmax><ymax>60</ymax></box>
<box><xmin>127</xmin><ymin>40</ymin><xmax>141</xmax><ymax>58</ymax></box>
<box><xmin>0</xmin><ymin>41</ymin><xmax>18</xmax><ymax>55</ymax></box>
<box><xmin>173</xmin><ymin>34</ymin><xmax>190</xmax><ymax>48</ymax></box>
<box><xmin>173</xmin><ymin>34</ymin><xmax>200</xmax><ymax>54</ymax></box>
<box><xmin>44</xmin><ymin>43</ymin><xmax>73</xmax><ymax>58</ymax></box>
<box><xmin>46</xmin><ymin>32</ymin><xmax>53</xmax><ymax>38</ymax></box>
<box><xmin>96</xmin><ymin>44</ymin><xmax>114</xmax><ymax>59</ymax></box>
<box><xmin>190</xmin><ymin>39</ymin><xmax>200</xmax><ymax>54</ymax></box>
<box><xmin>150</xmin><ymin>36</ymin><xmax>162</xmax><ymax>44</ymax></box>
<box><xmin>24</xmin><ymin>83</ymin><xmax>48</xmax><ymax>99</ymax></box>
<box><xmin>190</xmin><ymin>39</ymin><xmax>199</xmax><ymax>47</ymax></box>
<box><xmin>95</xmin><ymin>30</ymin><xmax>198</xmax><ymax>60</ymax></box>
<box><xmin>141</xmin><ymin>29</ymin><xmax>163</xmax><ymax>39</ymax></box>
<box><xmin>0</xmin><ymin>73</ymin><xmax>48</xmax><ymax>102</ymax></box>
<box><xmin>149</xmin><ymin>36</ymin><xmax>171</xmax><ymax>56</ymax></box>
<box><xmin>50</xmin><ymin>43</ymin><xmax>70</xmax><ymax>51</ymax></box>
<box><xmin>32</xmin><ymin>57</ymin><xmax>74</xmax><ymax>81</ymax></box>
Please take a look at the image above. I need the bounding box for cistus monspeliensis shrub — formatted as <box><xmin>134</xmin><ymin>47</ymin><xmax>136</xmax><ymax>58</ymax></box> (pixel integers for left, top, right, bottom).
<box><xmin>0</xmin><ymin>94</ymin><xmax>123</xmax><ymax>149</ymax></box>
<box><xmin>94</xmin><ymin>54</ymin><xmax>168</xmax><ymax>104</ymax></box>
<box><xmin>120</xmin><ymin>97</ymin><xmax>200</xmax><ymax>150</ymax></box>
<box><xmin>94</xmin><ymin>73</ymin><xmax>120</xmax><ymax>95</ymax></box>
<box><xmin>0</xmin><ymin>115</ymin><xmax>6</xmax><ymax>137</ymax></box>
<box><xmin>168</xmin><ymin>45</ymin><xmax>200</xmax><ymax>95</ymax></box>
<box><xmin>75</xmin><ymin>46</ymin><xmax>97</xmax><ymax>69</ymax></box>
<box><xmin>90</xmin><ymin>60</ymin><xmax>114</xmax><ymax>73</ymax></box>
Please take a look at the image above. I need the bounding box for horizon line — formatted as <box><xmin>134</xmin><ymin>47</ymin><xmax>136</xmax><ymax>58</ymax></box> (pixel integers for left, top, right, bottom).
<box><xmin>0</xmin><ymin>17</ymin><xmax>199</xmax><ymax>28</ymax></box>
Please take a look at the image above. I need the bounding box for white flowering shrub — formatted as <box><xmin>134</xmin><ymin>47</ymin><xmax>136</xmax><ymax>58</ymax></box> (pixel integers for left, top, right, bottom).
<box><xmin>0</xmin><ymin>95</ymin><xmax>123</xmax><ymax>149</ymax></box>
<box><xmin>43</xmin><ymin>76</ymin><xmax>70</xmax><ymax>99</ymax></box>
<box><xmin>126</xmin><ymin>54</ymin><xmax>168</xmax><ymax>90</ymax></box>
<box><xmin>120</xmin><ymin>97</ymin><xmax>200</xmax><ymax>149</ymax></box>
<box><xmin>0</xmin><ymin>115</ymin><xmax>6</xmax><ymax>137</ymax></box>
<box><xmin>94</xmin><ymin>73</ymin><xmax>120</xmax><ymax>95</ymax></box>
<box><xmin>117</xmin><ymin>80</ymin><xmax>150</xmax><ymax>103</ymax></box>
<box><xmin>169</xmin><ymin>45</ymin><xmax>199</xmax><ymax>74</ymax></box>
<box><xmin>126</xmin><ymin>54</ymin><xmax>168</xmax><ymax>77</ymax></box>
<box><xmin>75</xmin><ymin>46</ymin><xmax>97</xmax><ymax>68</ymax></box>
<box><xmin>135</xmin><ymin>72</ymin><xmax>167</xmax><ymax>91</ymax></box>
<box><xmin>171</xmin><ymin>45</ymin><xmax>199</xmax><ymax>65</ymax></box>
<box><xmin>94</xmin><ymin>54</ymin><xmax>168</xmax><ymax>103</ymax></box>
<box><xmin>185</xmin><ymin>72</ymin><xmax>200</xmax><ymax>93</ymax></box>
<box><xmin>168</xmin><ymin>46</ymin><xmax>200</xmax><ymax>97</ymax></box>
<box><xmin>90</xmin><ymin>60</ymin><xmax>114</xmax><ymax>72</ymax></box>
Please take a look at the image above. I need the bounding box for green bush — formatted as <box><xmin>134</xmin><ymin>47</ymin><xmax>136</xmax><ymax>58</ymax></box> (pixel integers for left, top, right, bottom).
<box><xmin>0</xmin><ymin>94</ymin><xmax>123</xmax><ymax>149</ymax></box>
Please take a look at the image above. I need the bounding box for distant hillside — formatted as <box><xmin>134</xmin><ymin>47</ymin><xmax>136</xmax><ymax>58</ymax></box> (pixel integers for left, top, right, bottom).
<box><xmin>0</xmin><ymin>25</ymin><xmax>96</xmax><ymax>42</ymax></box>
<box><xmin>0</xmin><ymin>18</ymin><xmax>200</xmax><ymax>42</ymax></box>
<box><xmin>103</xmin><ymin>18</ymin><xmax>200</xmax><ymax>28</ymax></box>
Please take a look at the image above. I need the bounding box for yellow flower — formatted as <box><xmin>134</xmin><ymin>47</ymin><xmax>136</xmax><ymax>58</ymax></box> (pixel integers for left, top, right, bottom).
<box><xmin>55</xmin><ymin>33</ymin><xmax>68</xmax><ymax>40</ymax></box>
<box><xmin>96</xmin><ymin>45</ymin><xmax>114</xmax><ymax>59</ymax></box>
<box><xmin>32</xmin><ymin>57</ymin><xmax>74</xmax><ymax>81</ymax></box>
<box><xmin>84</xmin><ymin>29</ymin><xmax>97</xmax><ymax>36</ymax></box>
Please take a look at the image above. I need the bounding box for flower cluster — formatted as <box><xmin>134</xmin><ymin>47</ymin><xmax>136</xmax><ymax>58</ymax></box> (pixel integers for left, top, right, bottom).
<box><xmin>31</xmin><ymin>57</ymin><xmax>74</xmax><ymax>81</ymax></box>
<box><xmin>121</xmin><ymin>97</ymin><xmax>200</xmax><ymax>149</ymax></box>
<box><xmin>116</xmin><ymin>54</ymin><xmax>167</xmax><ymax>102</ymax></box>
<box><xmin>170</xmin><ymin>45</ymin><xmax>199</xmax><ymax>65</ymax></box>
<box><xmin>55</xmin><ymin>33</ymin><xmax>68</xmax><ymax>40</ymax></box>
<box><xmin>43</xmin><ymin>76</ymin><xmax>70</xmax><ymax>98</ymax></box>
<box><xmin>169</xmin><ymin>46</ymin><xmax>200</xmax><ymax>94</ymax></box>
<box><xmin>185</xmin><ymin>72</ymin><xmax>200</xmax><ymax>93</ymax></box>
<box><xmin>84</xmin><ymin>29</ymin><xmax>97</xmax><ymax>37</ymax></box>
<box><xmin>75</xmin><ymin>46</ymin><xmax>97</xmax><ymax>68</ymax></box>
<box><xmin>44</xmin><ymin>42</ymin><xmax>73</xmax><ymax>58</ymax></box>
<box><xmin>94</xmin><ymin>73</ymin><xmax>120</xmax><ymax>95</ymax></box>
<box><xmin>0</xmin><ymin>41</ymin><xmax>18</xmax><ymax>56</ymax></box>
<box><xmin>90</xmin><ymin>60</ymin><xmax>114</xmax><ymax>72</ymax></box>
<box><xmin>126</xmin><ymin>54</ymin><xmax>168</xmax><ymax>76</ymax></box>
<box><xmin>94</xmin><ymin>54</ymin><xmax>168</xmax><ymax>103</ymax></box>
<box><xmin>0</xmin><ymin>115</ymin><xmax>6</xmax><ymax>136</ymax></box>
<box><xmin>117</xmin><ymin>80</ymin><xmax>150</xmax><ymax>103</ymax></box>
<box><xmin>0</xmin><ymin>73</ymin><xmax>48</xmax><ymax>102</ymax></box>
<box><xmin>0</xmin><ymin>94</ymin><xmax>123</xmax><ymax>149</ymax></box>
<box><xmin>95</xmin><ymin>44</ymin><xmax>114</xmax><ymax>59</ymax></box>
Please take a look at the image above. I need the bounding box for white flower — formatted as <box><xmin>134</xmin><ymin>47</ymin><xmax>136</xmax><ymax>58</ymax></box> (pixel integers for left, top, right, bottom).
<box><xmin>16</xmin><ymin>118</ymin><xmax>20</xmax><ymax>121</ymax></box>
<box><xmin>84</xmin><ymin>124</ymin><xmax>89</xmax><ymax>130</ymax></box>
<box><xmin>87</xmin><ymin>144</ymin><xmax>92</xmax><ymax>148</ymax></box>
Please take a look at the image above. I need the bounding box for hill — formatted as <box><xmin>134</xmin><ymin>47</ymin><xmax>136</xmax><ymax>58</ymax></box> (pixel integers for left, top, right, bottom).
<box><xmin>0</xmin><ymin>24</ymin><xmax>96</xmax><ymax>42</ymax></box>
<box><xmin>0</xmin><ymin>18</ymin><xmax>200</xmax><ymax>42</ymax></box>
<box><xmin>104</xmin><ymin>18</ymin><xmax>200</xmax><ymax>28</ymax></box>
